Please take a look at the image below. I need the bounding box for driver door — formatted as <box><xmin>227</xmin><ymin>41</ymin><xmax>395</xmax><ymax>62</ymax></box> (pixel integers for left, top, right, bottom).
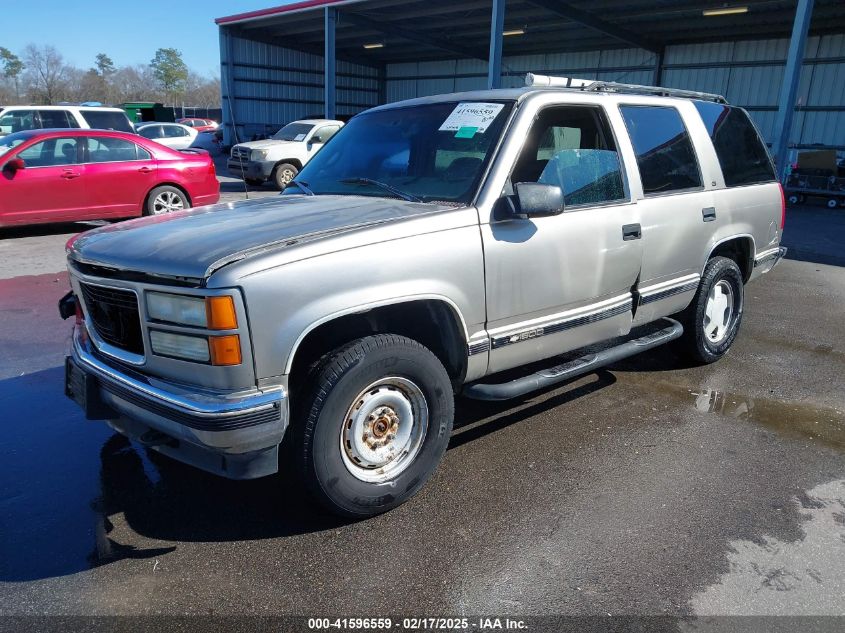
<box><xmin>0</xmin><ymin>136</ymin><xmax>90</xmax><ymax>224</ymax></box>
<box><xmin>482</xmin><ymin>104</ymin><xmax>643</xmax><ymax>374</ymax></box>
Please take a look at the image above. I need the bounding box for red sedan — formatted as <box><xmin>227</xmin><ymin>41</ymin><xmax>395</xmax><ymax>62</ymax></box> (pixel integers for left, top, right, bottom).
<box><xmin>0</xmin><ymin>129</ymin><xmax>220</xmax><ymax>227</ymax></box>
<box><xmin>177</xmin><ymin>118</ymin><xmax>219</xmax><ymax>133</ymax></box>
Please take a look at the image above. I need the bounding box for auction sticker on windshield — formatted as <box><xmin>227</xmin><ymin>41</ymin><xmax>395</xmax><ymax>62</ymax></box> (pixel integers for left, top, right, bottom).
<box><xmin>439</xmin><ymin>102</ymin><xmax>505</xmax><ymax>135</ymax></box>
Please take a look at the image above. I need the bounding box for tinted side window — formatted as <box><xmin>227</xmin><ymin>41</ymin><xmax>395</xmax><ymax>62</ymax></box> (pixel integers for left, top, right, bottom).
<box><xmin>39</xmin><ymin>110</ymin><xmax>79</xmax><ymax>129</ymax></box>
<box><xmin>86</xmin><ymin>137</ymin><xmax>142</xmax><ymax>162</ymax></box>
<box><xmin>693</xmin><ymin>101</ymin><xmax>775</xmax><ymax>187</ymax></box>
<box><xmin>0</xmin><ymin>110</ymin><xmax>37</xmax><ymax>133</ymax></box>
<box><xmin>80</xmin><ymin>110</ymin><xmax>133</xmax><ymax>132</ymax></box>
<box><xmin>18</xmin><ymin>137</ymin><xmax>80</xmax><ymax>167</ymax></box>
<box><xmin>312</xmin><ymin>125</ymin><xmax>340</xmax><ymax>143</ymax></box>
<box><xmin>163</xmin><ymin>125</ymin><xmax>188</xmax><ymax>138</ymax></box>
<box><xmin>620</xmin><ymin>105</ymin><xmax>702</xmax><ymax>195</ymax></box>
<box><xmin>138</xmin><ymin>125</ymin><xmax>163</xmax><ymax>139</ymax></box>
<box><xmin>513</xmin><ymin>105</ymin><xmax>626</xmax><ymax>207</ymax></box>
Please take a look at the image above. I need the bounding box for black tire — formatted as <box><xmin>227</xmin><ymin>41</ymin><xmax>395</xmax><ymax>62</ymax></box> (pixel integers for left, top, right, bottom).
<box><xmin>294</xmin><ymin>334</ymin><xmax>454</xmax><ymax>517</ymax></box>
<box><xmin>145</xmin><ymin>185</ymin><xmax>190</xmax><ymax>216</ymax></box>
<box><xmin>786</xmin><ymin>194</ymin><xmax>800</xmax><ymax>206</ymax></box>
<box><xmin>273</xmin><ymin>162</ymin><xmax>298</xmax><ymax>190</ymax></box>
<box><xmin>676</xmin><ymin>256</ymin><xmax>744</xmax><ymax>364</ymax></box>
<box><xmin>245</xmin><ymin>178</ymin><xmax>263</xmax><ymax>187</ymax></box>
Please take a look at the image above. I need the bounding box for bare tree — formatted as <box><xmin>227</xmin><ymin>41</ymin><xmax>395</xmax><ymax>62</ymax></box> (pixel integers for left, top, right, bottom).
<box><xmin>184</xmin><ymin>71</ymin><xmax>221</xmax><ymax>109</ymax></box>
<box><xmin>23</xmin><ymin>44</ymin><xmax>67</xmax><ymax>104</ymax></box>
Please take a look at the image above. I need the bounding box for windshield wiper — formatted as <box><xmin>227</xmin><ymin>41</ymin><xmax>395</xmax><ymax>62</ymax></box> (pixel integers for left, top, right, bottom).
<box><xmin>337</xmin><ymin>177</ymin><xmax>422</xmax><ymax>203</ymax></box>
<box><xmin>287</xmin><ymin>179</ymin><xmax>315</xmax><ymax>196</ymax></box>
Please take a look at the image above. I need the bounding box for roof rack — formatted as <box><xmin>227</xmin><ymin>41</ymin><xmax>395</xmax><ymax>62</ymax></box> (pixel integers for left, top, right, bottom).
<box><xmin>525</xmin><ymin>73</ymin><xmax>728</xmax><ymax>104</ymax></box>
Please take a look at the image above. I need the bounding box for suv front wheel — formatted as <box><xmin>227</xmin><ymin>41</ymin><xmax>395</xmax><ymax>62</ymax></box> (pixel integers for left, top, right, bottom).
<box><xmin>294</xmin><ymin>334</ymin><xmax>454</xmax><ymax>517</ymax></box>
<box><xmin>677</xmin><ymin>256</ymin><xmax>744</xmax><ymax>364</ymax></box>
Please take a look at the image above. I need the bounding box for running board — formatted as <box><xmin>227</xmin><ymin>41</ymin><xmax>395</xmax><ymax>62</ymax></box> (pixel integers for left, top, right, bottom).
<box><xmin>463</xmin><ymin>318</ymin><xmax>684</xmax><ymax>401</ymax></box>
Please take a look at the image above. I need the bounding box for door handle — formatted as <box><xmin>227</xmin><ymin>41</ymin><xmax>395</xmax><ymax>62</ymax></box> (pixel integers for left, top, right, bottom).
<box><xmin>61</xmin><ymin>170</ymin><xmax>80</xmax><ymax>179</ymax></box>
<box><xmin>138</xmin><ymin>166</ymin><xmax>153</xmax><ymax>173</ymax></box>
<box><xmin>702</xmin><ymin>207</ymin><xmax>717</xmax><ymax>222</ymax></box>
<box><xmin>622</xmin><ymin>223</ymin><xmax>642</xmax><ymax>241</ymax></box>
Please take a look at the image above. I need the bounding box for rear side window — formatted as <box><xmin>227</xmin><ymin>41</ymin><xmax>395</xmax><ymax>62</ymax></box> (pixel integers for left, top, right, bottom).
<box><xmin>39</xmin><ymin>110</ymin><xmax>79</xmax><ymax>129</ymax></box>
<box><xmin>693</xmin><ymin>101</ymin><xmax>775</xmax><ymax>187</ymax></box>
<box><xmin>619</xmin><ymin>105</ymin><xmax>702</xmax><ymax>196</ymax></box>
<box><xmin>86</xmin><ymin>137</ymin><xmax>145</xmax><ymax>162</ymax></box>
<box><xmin>79</xmin><ymin>109</ymin><xmax>133</xmax><ymax>132</ymax></box>
<box><xmin>163</xmin><ymin>125</ymin><xmax>188</xmax><ymax>138</ymax></box>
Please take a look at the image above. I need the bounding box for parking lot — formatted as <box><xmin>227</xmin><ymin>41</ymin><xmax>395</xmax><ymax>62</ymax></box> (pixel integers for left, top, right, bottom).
<box><xmin>1</xmin><ymin>193</ymin><xmax>843</xmax><ymax>622</ymax></box>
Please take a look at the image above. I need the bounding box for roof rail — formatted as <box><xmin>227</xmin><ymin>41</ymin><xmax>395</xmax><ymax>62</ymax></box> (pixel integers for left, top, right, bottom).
<box><xmin>525</xmin><ymin>73</ymin><xmax>728</xmax><ymax>104</ymax></box>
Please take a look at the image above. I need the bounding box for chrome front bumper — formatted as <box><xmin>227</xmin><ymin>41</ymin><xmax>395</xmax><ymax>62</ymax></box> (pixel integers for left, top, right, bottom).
<box><xmin>69</xmin><ymin>327</ymin><xmax>288</xmax><ymax>479</ymax></box>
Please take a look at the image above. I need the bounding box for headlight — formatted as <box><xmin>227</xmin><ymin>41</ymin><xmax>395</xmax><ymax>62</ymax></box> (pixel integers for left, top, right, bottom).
<box><xmin>251</xmin><ymin>149</ymin><xmax>269</xmax><ymax>161</ymax></box>
<box><xmin>150</xmin><ymin>331</ymin><xmax>210</xmax><ymax>362</ymax></box>
<box><xmin>147</xmin><ymin>293</ymin><xmax>238</xmax><ymax>329</ymax></box>
<box><xmin>147</xmin><ymin>292</ymin><xmax>207</xmax><ymax>327</ymax></box>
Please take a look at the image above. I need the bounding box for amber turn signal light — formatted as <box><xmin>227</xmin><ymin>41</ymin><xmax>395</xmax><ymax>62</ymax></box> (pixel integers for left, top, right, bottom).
<box><xmin>206</xmin><ymin>296</ymin><xmax>238</xmax><ymax>330</ymax></box>
<box><xmin>209</xmin><ymin>335</ymin><xmax>242</xmax><ymax>366</ymax></box>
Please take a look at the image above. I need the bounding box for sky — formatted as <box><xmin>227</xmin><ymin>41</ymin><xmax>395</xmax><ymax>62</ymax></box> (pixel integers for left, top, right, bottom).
<box><xmin>2</xmin><ymin>1</ymin><xmax>297</xmax><ymax>76</ymax></box>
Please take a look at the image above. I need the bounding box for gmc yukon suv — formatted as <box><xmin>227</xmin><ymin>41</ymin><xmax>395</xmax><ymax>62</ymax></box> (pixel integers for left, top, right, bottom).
<box><xmin>62</xmin><ymin>75</ymin><xmax>786</xmax><ymax>517</ymax></box>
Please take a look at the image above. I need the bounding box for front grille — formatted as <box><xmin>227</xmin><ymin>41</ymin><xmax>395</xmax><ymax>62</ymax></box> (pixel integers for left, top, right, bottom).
<box><xmin>231</xmin><ymin>146</ymin><xmax>249</xmax><ymax>161</ymax></box>
<box><xmin>80</xmin><ymin>283</ymin><xmax>144</xmax><ymax>355</ymax></box>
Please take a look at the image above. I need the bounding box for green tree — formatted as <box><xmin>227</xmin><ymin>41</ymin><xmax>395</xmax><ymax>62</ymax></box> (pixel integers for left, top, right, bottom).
<box><xmin>0</xmin><ymin>47</ymin><xmax>24</xmax><ymax>100</ymax></box>
<box><xmin>94</xmin><ymin>53</ymin><xmax>115</xmax><ymax>77</ymax></box>
<box><xmin>150</xmin><ymin>47</ymin><xmax>187</xmax><ymax>104</ymax></box>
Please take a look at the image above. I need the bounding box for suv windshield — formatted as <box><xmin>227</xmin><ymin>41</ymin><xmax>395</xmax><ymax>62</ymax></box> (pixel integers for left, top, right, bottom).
<box><xmin>289</xmin><ymin>101</ymin><xmax>513</xmax><ymax>204</ymax></box>
<box><xmin>273</xmin><ymin>123</ymin><xmax>315</xmax><ymax>141</ymax></box>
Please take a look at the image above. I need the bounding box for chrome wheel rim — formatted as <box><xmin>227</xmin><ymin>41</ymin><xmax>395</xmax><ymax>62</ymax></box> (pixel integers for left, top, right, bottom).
<box><xmin>340</xmin><ymin>377</ymin><xmax>428</xmax><ymax>483</ymax></box>
<box><xmin>279</xmin><ymin>168</ymin><xmax>295</xmax><ymax>185</ymax></box>
<box><xmin>703</xmin><ymin>280</ymin><xmax>734</xmax><ymax>344</ymax></box>
<box><xmin>152</xmin><ymin>191</ymin><xmax>184</xmax><ymax>214</ymax></box>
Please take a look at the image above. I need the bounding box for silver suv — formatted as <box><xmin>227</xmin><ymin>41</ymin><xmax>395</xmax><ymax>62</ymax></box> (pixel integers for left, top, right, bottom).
<box><xmin>63</xmin><ymin>75</ymin><xmax>785</xmax><ymax>517</ymax></box>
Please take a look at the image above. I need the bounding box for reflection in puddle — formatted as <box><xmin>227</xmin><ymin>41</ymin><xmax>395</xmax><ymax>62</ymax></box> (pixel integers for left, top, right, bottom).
<box><xmin>688</xmin><ymin>387</ymin><xmax>844</xmax><ymax>452</ymax></box>
<box><xmin>687</xmin><ymin>479</ymin><xmax>845</xmax><ymax>616</ymax></box>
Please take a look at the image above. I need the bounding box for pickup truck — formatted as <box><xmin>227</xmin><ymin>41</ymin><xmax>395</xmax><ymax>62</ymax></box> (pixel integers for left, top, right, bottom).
<box><xmin>227</xmin><ymin>118</ymin><xmax>343</xmax><ymax>189</ymax></box>
<box><xmin>63</xmin><ymin>75</ymin><xmax>785</xmax><ymax>517</ymax></box>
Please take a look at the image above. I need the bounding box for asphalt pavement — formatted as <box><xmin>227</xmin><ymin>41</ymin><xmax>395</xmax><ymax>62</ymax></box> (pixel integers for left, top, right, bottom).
<box><xmin>0</xmin><ymin>199</ymin><xmax>843</xmax><ymax>628</ymax></box>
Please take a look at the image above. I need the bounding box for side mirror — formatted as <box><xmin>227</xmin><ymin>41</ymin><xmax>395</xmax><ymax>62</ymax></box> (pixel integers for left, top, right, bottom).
<box><xmin>514</xmin><ymin>182</ymin><xmax>564</xmax><ymax>217</ymax></box>
<box><xmin>4</xmin><ymin>157</ymin><xmax>25</xmax><ymax>171</ymax></box>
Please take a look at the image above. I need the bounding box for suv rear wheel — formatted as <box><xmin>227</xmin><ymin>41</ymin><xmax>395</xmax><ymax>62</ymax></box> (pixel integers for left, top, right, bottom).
<box><xmin>677</xmin><ymin>256</ymin><xmax>744</xmax><ymax>364</ymax></box>
<box><xmin>294</xmin><ymin>334</ymin><xmax>454</xmax><ymax>517</ymax></box>
<box><xmin>273</xmin><ymin>163</ymin><xmax>298</xmax><ymax>190</ymax></box>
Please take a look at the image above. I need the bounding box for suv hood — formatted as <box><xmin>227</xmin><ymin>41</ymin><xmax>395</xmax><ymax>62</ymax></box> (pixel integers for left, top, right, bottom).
<box><xmin>69</xmin><ymin>195</ymin><xmax>456</xmax><ymax>281</ymax></box>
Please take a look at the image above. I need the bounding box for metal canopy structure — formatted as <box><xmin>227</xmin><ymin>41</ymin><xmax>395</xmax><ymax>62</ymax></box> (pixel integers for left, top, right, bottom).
<box><xmin>216</xmin><ymin>0</ymin><xmax>845</xmax><ymax>162</ymax></box>
<box><xmin>217</xmin><ymin>0</ymin><xmax>845</xmax><ymax>64</ymax></box>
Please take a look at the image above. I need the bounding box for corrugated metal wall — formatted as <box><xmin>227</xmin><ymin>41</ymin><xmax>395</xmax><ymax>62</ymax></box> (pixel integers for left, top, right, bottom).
<box><xmin>385</xmin><ymin>34</ymin><xmax>845</xmax><ymax>148</ymax></box>
<box><xmin>220</xmin><ymin>26</ymin><xmax>845</xmax><ymax>149</ymax></box>
<box><xmin>220</xmin><ymin>30</ymin><xmax>379</xmax><ymax>144</ymax></box>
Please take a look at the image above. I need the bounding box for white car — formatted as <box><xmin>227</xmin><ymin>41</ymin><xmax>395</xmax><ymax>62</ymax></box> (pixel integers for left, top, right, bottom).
<box><xmin>136</xmin><ymin>122</ymin><xmax>199</xmax><ymax>150</ymax></box>
<box><xmin>227</xmin><ymin>119</ymin><xmax>344</xmax><ymax>189</ymax></box>
<box><xmin>0</xmin><ymin>105</ymin><xmax>134</xmax><ymax>136</ymax></box>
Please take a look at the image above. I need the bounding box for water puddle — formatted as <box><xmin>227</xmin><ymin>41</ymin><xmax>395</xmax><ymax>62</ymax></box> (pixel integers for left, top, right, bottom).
<box><xmin>687</xmin><ymin>387</ymin><xmax>845</xmax><ymax>452</ymax></box>
<box><xmin>687</xmin><ymin>479</ymin><xmax>845</xmax><ymax>616</ymax></box>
